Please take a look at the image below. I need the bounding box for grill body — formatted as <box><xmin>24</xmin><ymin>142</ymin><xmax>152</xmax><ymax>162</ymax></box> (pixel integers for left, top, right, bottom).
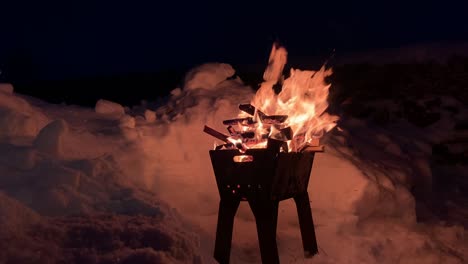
<box><xmin>209</xmin><ymin>149</ymin><xmax>319</xmax><ymax>263</ymax></box>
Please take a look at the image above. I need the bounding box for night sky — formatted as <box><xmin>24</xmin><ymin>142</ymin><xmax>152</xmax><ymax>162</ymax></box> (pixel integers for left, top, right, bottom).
<box><xmin>1</xmin><ymin>1</ymin><xmax>468</xmax><ymax>81</ymax></box>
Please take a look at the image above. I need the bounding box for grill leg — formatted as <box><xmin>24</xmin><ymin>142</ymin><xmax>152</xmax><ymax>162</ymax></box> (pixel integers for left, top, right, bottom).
<box><xmin>214</xmin><ymin>198</ymin><xmax>240</xmax><ymax>264</ymax></box>
<box><xmin>248</xmin><ymin>200</ymin><xmax>280</xmax><ymax>264</ymax></box>
<box><xmin>294</xmin><ymin>191</ymin><xmax>318</xmax><ymax>257</ymax></box>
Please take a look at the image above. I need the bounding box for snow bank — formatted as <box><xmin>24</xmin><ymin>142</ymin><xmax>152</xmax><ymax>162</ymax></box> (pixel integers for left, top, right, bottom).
<box><xmin>34</xmin><ymin>119</ymin><xmax>69</xmax><ymax>157</ymax></box>
<box><xmin>95</xmin><ymin>99</ymin><xmax>125</xmax><ymax>118</ymax></box>
<box><xmin>0</xmin><ymin>192</ymin><xmax>201</xmax><ymax>264</ymax></box>
<box><xmin>0</xmin><ymin>143</ymin><xmax>36</xmax><ymax>170</ymax></box>
<box><xmin>0</xmin><ymin>191</ymin><xmax>41</xmax><ymax>233</ymax></box>
<box><xmin>0</xmin><ymin>91</ymin><xmax>49</xmax><ymax>139</ymax></box>
<box><xmin>0</xmin><ymin>83</ymin><xmax>14</xmax><ymax>94</ymax></box>
<box><xmin>0</xmin><ymin>62</ymin><xmax>467</xmax><ymax>263</ymax></box>
<box><xmin>119</xmin><ymin>114</ymin><xmax>136</xmax><ymax>129</ymax></box>
<box><xmin>144</xmin><ymin>109</ymin><xmax>156</xmax><ymax>123</ymax></box>
<box><xmin>0</xmin><ymin>93</ymin><xmax>202</xmax><ymax>263</ymax></box>
<box><xmin>183</xmin><ymin>63</ymin><xmax>236</xmax><ymax>90</ymax></box>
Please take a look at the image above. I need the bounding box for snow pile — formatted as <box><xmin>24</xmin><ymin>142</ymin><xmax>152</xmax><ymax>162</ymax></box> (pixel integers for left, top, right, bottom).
<box><xmin>0</xmin><ymin>63</ymin><xmax>467</xmax><ymax>263</ymax></box>
<box><xmin>95</xmin><ymin>99</ymin><xmax>125</xmax><ymax>119</ymax></box>
<box><xmin>0</xmin><ymin>85</ymin><xmax>49</xmax><ymax>139</ymax></box>
<box><xmin>144</xmin><ymin>109</ymin><xmax>156</xmax><ymax>123</ymax></box>
<box><xmin>0</xmin><ymin>83</ymin><xmax>14</xmax><ymax>95</ymax></box>
<box><xmin>183</xmin><ymin>63</ymin><xmax>236</xmax><ymax>90</ymax></box>
<box><xmin>0</xmin><ymin>191</ymin><xmax>41</xmax><ymax>234</ymax></box>
<box><xmin>0</xmin><ymin>88</ymin><xmax>202</xmax><ymax>262</ymax></box>
<box><xmin>34</xmin><ymin>119</ymin><xmax>69</xmax><ymax>157</ymax></box>
<box><xmin>119</xmin><ymin>114</ymin><xmax>136</xmax><ymax>129</ymax></box>
<box><xmin>0</xmin><ymin>191</ymin><xmax>201</xmax><ymax>264</ymax></box>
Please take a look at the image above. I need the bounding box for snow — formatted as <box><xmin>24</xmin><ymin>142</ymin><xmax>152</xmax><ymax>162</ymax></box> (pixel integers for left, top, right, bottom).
<box><xmin>95</xmin><ymin>99</ymin><xmax>125</xmax><ymax>118</ymax></box>
<box><xmin>144</xmin><ymin>109</ymin><xmax>156</xmax><ymax>123</ymax></box>
<box><xmin>1</xmin><ymin>59</ymin><xmax>468</xmax><ymax>264</ymax></box>
<box><xmin>183</xmin><ymin>63</ymin><xmax>236</xmax><ymax>90</ymax></box>
<box><xmin>34</xmin><ymin>119</ymin><xmax>69</xmax><ymax>157</ymax></box>
<box><xmin>119</xmin><ymin>114</ymin><xmax>136</xmax><ymax>129</ymax></box>
<box><xmin>0</xmin><ymin>83</ymin><xmax>14</xmax><ymax>95</ymax></box>
<box><xmin>0</xmin><ymin>90</ymin><xmax>49</xmax><ymax>139</ymax></box>
<box><xmin>0</xmin><ymin>191</ymin><xmax>41</xmax><ymax>233</ymax></box>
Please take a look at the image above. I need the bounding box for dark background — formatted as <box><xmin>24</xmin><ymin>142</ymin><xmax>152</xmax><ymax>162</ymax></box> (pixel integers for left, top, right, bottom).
<box><xmin>1</xmin><ymin>1</ymin><xmax>468</xmax><ymax>106</ymax></box>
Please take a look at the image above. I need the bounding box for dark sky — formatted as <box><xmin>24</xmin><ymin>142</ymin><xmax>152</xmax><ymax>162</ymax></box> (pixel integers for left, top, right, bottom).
<box><xmin>1</xmin><ymin>1</ymin><xmax>468</xmax><ymax>80</ymax></box>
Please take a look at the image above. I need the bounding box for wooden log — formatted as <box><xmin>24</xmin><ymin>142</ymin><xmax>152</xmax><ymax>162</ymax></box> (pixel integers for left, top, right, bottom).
<box><xmin>261</xmin><ymin>115</ymin><xmax>288</xmax><ymax>124</ymax></box>
<box><xmin>238</xmin><ymin>104</ymin><xmax>288</xmax><ymax>124</ymax></box>
<box><xmin>280</xmin><ymin>127</ymin><xmax>293</xmax><ymax>140</ymax></box>
<box><xmin>204</xmin><ymin>125</ymin><xmax>229</xmax><ymax>143</ymax></box>
<box><xmin>239</xmin><ymin>104</ymin><xmax>256</xmax><ymax>116</ymax></box>
<box><xmin>223</xmin><ymin>117</ymin><xmax>255</xmax><ymax>126</ymax></box>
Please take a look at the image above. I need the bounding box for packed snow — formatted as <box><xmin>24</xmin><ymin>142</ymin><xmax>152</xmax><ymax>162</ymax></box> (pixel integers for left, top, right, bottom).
<box><xmin>0</xmin><ymin>61</ymin><xmax>467</xmax><ymax>263</ymax></box>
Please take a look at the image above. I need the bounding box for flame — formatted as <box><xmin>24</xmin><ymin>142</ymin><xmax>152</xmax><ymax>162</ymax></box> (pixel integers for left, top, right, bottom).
<box><xmin>222</xmin><ymin>43</ymin><xmax>339</xmax><ymax>152</ymax></box>
<box><xmin>249</xmin><ymin>43</ymin><xmax>339</xmax><ymax>152</ymax></box>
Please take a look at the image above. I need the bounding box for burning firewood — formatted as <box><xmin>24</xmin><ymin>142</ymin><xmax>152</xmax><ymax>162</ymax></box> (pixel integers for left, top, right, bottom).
<box><xmin>239</xmin><ymin>104</ymin><xmax>256</xmax><ymax>116</ymax></box>
<box><xmin>226</xmin><ymin>125</ymin><xmax>256</xmax><ymax>139</ymax></box>
<box><xmin>241</xmin><ymin>131</ymin><xmax>255</xmax><ymax>138</ymax></box>
<box><xmin>203</xmin><ymin>125</ymin><xmax>230</xmax><ymax>143</ymax></box>
<box><xmin>226</xmin><ymin>125</ymin><xmax>236</xmax><ymax>136</ymax></box>
<box><xmin>280</xmin><ymin>127</ymin><xmax>293</xmax><ymax>140</ymax></box>
<box><xmin>215</xmin><ymin>143</ymin><xmax>234</xmax><ymax>150</ymax></box>
<box><xmin>204</xmin><ymin>125</ymin><xmax>247</xmax><ymax>152</ymax></box>
<box><xmin>239</xmin><ymin>104</ymin><xmax>288</xmax><ymax>124</ymax></box>
<box><xmin>207</xmin><ymin>102</ymin><xmax>297</xmax><ymax>153</ymax></box>
<box><xmin>267</xmin><ymin>138</ymin><xmax>288</xmax><ymax>153</ymax></box>
<box><xmin>260</xmin><ymin>115</ymin><xmax>288</xmax><ymax>124</ymax></box>
<box><xmin>222</xmin><ymin>117</ymin><xmax>254</xmax><ymax>126</ymax></box>
<box><xmin>299</xmin><ymin>144</ymin><xmax>325</xmax><ymax>153</ymax></box>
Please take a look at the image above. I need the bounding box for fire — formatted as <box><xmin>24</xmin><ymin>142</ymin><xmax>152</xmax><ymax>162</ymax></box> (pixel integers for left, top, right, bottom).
<box><xmin>206</xmin><ymin>42</ymin><xmax>339</xmax><ymax>153</ymax></box>
<box><xmin>244</xmin><ymin>43</ymin><xmax>338</xmax><ymax>151</ymax></box>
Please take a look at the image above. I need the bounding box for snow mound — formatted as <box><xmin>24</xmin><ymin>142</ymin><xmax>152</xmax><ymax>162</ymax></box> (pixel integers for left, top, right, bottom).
<box><xmin>0</xmin><ymin>92</ymin><xmax>49</xmax><ymax>139</ymax></box>
<box><xmin>0</xmin><ymin>143</ymin><xmax>36</xmax><ymax>170</ymax></box>
<box><xmin>95</xmin><ymin>99</ymin><xmax>125</xmax><ymax>118</ymax></box>
<box><xmin>0</xmin><ymin>191</ymin><xmax>41</xmax><ymax>233</ymax></box>
<box><xmin>1</xmin><ymin>62</ymin><xmax>468</xmax><ymax>263</ymax></box>
<box><xmin>144</xmin><ymin>109</ymin><xmax>156</xmax><ymax>123</ymax></box>
<box><xmin>0</xmin><ymin>191</ymin><xmax>201</xmax><ymax>264</ymax></box>
<box><xmin>0</xmin><ymin>83</ymin><xmax>14</xmax><ymax>94</ymax></box>
<box><xmin>119</xmin><ymin>114</ymin><xmax>136</xmax><ymax>129</ymax></box>
<box><xmin>183</xmin><ymin>63</ymin><xmax>236</xmax><ymax>90</ymax></box>
<box><xmin>34</xmin><ymin>119</ymin><xmax>69</xmax><ymax>157</ymax></box>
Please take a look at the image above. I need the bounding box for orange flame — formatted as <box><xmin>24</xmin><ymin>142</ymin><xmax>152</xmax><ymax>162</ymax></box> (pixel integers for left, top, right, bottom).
<box><xmin>248</xmin><ymin>43</ymin><xmax>339</xmax><ymax>152</ymax></box>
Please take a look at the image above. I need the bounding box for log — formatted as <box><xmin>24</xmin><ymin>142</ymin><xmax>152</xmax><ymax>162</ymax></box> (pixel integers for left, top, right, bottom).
<box><xmin>280</xmin><ymin>127</ymin><xmax>293</xmax><ymax>140</ymax></box>
<box><xmin>238</xmin><ymin>104</ymin><xmax>288</xmax><ymax>124</ymax></box>
<box><xmin>223</xmin><ymin>117</ymin><xmax>255</xmax><ymax>126</ymax></box>
<box><xmin>227</xmin><ymin>126</ymin><xmax>237</xmax><ymax>136</ymax></box>
<box><xmin>204</xmin><ymin>125</ymin><xmax>230</xmax><ymax>143</ymax></box>
<box><xmin>267</xmin><ymin>138</ymin><xmax>288</xmax><ymax>153</ymax></box>
<box><xmin>261</xmin><ymin>115</ymin><xmax>288</xmax><ymax>124</ymax></box>
<box><xmin>239</xmin><ymin>104</ymin><xmax>256</xmax><ymax>116</ymax></box>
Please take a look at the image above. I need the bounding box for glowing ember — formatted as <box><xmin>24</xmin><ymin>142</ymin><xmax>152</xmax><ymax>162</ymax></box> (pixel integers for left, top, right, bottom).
<box><xmin>232</xmin><ymin>155</ymin><xmax>254</xmax><ymax>163</ymax></box>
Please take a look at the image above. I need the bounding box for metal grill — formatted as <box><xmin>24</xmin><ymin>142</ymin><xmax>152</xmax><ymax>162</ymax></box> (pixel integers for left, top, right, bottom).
<box><xmin>209</xmin><ymin>147</ymin><xmax>321</xmax><ymax>263</ymax></box>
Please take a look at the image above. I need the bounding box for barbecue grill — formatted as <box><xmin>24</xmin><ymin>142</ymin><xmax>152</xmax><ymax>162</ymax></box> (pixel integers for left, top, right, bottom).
<box><xmin>208</xmin><ymin>146</ymin><xmax>322</xmax><ymax>264</ymax></box>
<box><xmin>204</xmin><ymin>103</ymin><xmax>323</xmax><ymax>263</ymax></box>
